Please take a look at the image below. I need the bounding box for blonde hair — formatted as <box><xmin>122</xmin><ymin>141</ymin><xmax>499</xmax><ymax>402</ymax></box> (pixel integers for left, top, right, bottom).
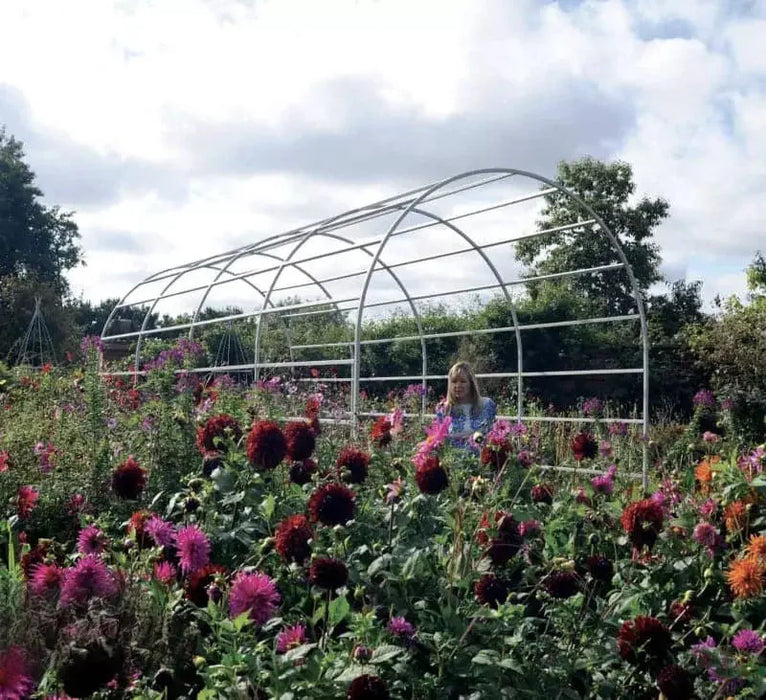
<box><xmin>445</xmin><ymin>361</ymin><xmax>482</xmax><ymax>413</ymax></box>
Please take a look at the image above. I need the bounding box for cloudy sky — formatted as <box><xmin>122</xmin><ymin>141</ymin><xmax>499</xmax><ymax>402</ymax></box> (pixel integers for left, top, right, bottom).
<box><xmin>1</xmin><ymin>0</ymin><xmax>765</xmax><ymax>318</ymax></box>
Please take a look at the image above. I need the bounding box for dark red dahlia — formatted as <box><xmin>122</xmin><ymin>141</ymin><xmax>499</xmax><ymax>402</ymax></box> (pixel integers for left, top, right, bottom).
<box><xmin>275</xmin><ymin>514</ymin><xmax>313</xmax><ymax>564</ymax></box>
<box><xmin>571</xmin><ymin>432</ymin><xmax>598</xmax><ymax>461</ymax></box>
<box><xmin>657</xmin><ymin>664</ymin><xmax>694</xmax><ymax>700</ymax></box>
<box><xmin>309</xmin><ymin>557</ymin><xmax>349</xmax><ymax>590</ymax></box>
<box><xmin>112</xmin><ymin>456</ymin><xmax>147</xmax><ymax>500</ymax></box>
<box><xmin>544</xmin><ymin>570</ymin><xmax>580</xmax><ymax>599</ymax></box>
<box><xmin>621</xmin><ymin>499</ymin><xmax>664</xmax><ymax>551</ymax></box>
<box><xmin>480</xmin><ymin>436</ymin><xmax>512</xmax><ymax>469</ymax></box>
<box><xmin>289</xmin><ymin>459</ymin><xmax>317</xmax><ymax>486</ymax></box>
<box><xmin>482</xmin><ymin>511</ymin><xmax>522</xmax><ymax>567</ymax></box>
<box><xmin>126</xmin><ymin>510</ymin><xmax>154</xmax><ymax>548</ymax></box>
<box><xmin>531</xmin><ymin>483</ymin><xmax>554</xmax><ymax>505</ymax></box>
<box><xmin>246</xmin><ymin>421</ymin><xmax>287</xmax><ymax>470</ymax></box>
<box><xmin>475</xmin><ymin>574</ymin><xmax>510</xmax><ymax>608</ymax></box>
<box><xmin>370</xmin><ymin>417</ymin><xmax>392</xmax><ymax>448</ymax></box>
<box><xmin>415</xmin><ymin>455</ymin><xmax>449</xmax><ymax>495</ymax></box>
<box><xmin>347</xmin><ymin>674</ymin><xmax>389</xmax><ymax>700</ymax></box>
<box><xmin>617</xmin><ymin>615</ymin><xmax>672</xmax><ymax>664</ymax></box>
<box><xmin>196</xmin><ymin>414</ymin><xmax>242</xmax><ymax>455</ymax></box>
<box><xmin>284</xmin><ymin>421</ymin><xmax>316</xmax><ymax>461</ymax></box>
<box><xmin>308</xmin><ymin>483</ymin><xmax>356</xmax><ymax>526</ymax></box>
<box><xmin>185</xmin><ymin>564</ymin><xmax>228</xmax><ymax>607</ymax></box>
<box><xmin>21</xmin><ymin>542</ymin><xmax>50</xmax><ymax>579</ymax></box>
<box><xmin>337</xmin><ymin>447</ymin><xmax>371</xmax><ymax>484</ymax></box>
<box><xmin>585</xmin><ymin>554</ymin><xmax>614</xmax><ymax>584</ymax></box>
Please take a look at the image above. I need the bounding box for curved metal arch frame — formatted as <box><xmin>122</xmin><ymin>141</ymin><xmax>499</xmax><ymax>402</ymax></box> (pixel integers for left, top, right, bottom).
<box><xmin>102</xmin><ymin>167</ymin><xmax>650</xmax><ymax>486</ymax></box>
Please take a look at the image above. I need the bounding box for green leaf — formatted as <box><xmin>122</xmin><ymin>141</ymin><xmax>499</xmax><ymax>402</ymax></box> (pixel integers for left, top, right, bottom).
<box><xmin>370</xmin><ymin>645</ymin><xmax>402</xmax><ymax>664</ymax></box>
<box><xmin>261</xmin><ymin>494</ymin><xmax>276</xmax><ymax>520</ymax></box>
<box><xmin>368</xmin><ymin>554</ymin><xmax>391</xmax><ymax>577</ymax></box>
<box><xmin>281</xmin><ymin>643</ymin><xmax>316</xmax><ymax>663</ymax></box>
<box><xmin>328</xmin><ymin>596</ymin><xmax>350</xmax><ymax>626</ymax></box>
<box><xmin>232</xmin><ymin>610</ymin><xmax>253</xmax><ymax>632</ymax></box>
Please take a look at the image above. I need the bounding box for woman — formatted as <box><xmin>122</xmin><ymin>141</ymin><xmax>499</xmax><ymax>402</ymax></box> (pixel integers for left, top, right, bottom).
<box><xmin>436</xmin><ymin>361</ymin><xmax>496</xmax><ymax>447</ymax></box>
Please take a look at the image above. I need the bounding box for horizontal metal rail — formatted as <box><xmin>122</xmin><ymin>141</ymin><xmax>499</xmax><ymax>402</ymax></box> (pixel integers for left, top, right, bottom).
<box><xmin>102</xmin><ymin>296</ymin><xmax>360</xmax><ymax>342</ymax></box>
<box><xmin>292</xmin><ymin>368</ymin><xmax>643</xmax><ymax>383</ymax></box>
<box><xmin>351</xmin><ymin>410</ymin><xmax>644</xmax><ymax>424</ymax></box>
<box><xmin>291</xmin><ymin>313</ymin><xmax>639</xmax><ymax>350</ymax></box>
<box><xmin>282</xmin><ymin>262</ymin><xmax>625</xmax><ymax>320</ymax></box>
<box><xmin>114</xmin><ymin>188</ymin><xmax>569</xmax><ymax>310</ymax></box>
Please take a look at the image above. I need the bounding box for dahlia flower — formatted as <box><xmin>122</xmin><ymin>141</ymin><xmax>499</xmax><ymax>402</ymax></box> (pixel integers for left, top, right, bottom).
<box><xmin>693</xmin><ymin>389</ymin><xmax>716</xmax><ymax>408</ymax></box>
<box><xmin>307</xmin><ymin>483</ymin><xmax>356</xmax><ymax>526</ymax></box>
<box><xmin>387</xmin><ymin>616</ymin><xmax>415</xmax><ymax>638</ymax></box>
<box><xmin>726</xmin><ymin>557</ymin><xmax>764</xmax><ymax>599</ymax></box>
<box><xmin>153</xmin><ymin>561</ymin><xmax>178</xmax><ymax>586</ymax></box>
<box><xmin>531</xmin><ymin>483</ymin><xmax>554</xmax><ymax>505</ymax></box>
<box><xmin>518</xmin><ymin>519</ymin><xmax>541</xmax><ymax>538</ymax></box>
<box><xmin>246</xmin><ymin>420</ymin><xmax>287</xmax><ymax>470</ymax></box>
<box><xmin>77</xmin><ymin>525</ymin><xmax>107</xmax><ymax>556</ymax></box>
<box><xmin>585</xmin><ymin>554</ymin><xmax>613</xmax><ymax>583</ymax></box>
<box><xmin>196</xmin><ymin>413</ymin><xmax>242</xmax><ymax>455</ymax></box>
<box><xmin>59</xmin><ymin>555</ymin><xmax>118</xmax><ymax>608</ymax></box>
<box><xmin>145</xmin><ymin>516</ymin><xmax>175</xmax><ymax>548</ymax></box>
<box><xmin>544</xmin><ymin>570</ymin><xmax>579</xmax><ymax>599</ymax></box>
<box><xmin>656</xmin><ymin>664</ymin><xmax>694</xmax><ymax>700</ymax></box>
<box><xmin>731</xmin><ymin>629</ymin><xmax>764</xmax><ymax>655</ymax></box>
<box><xmin>276</xmin><ymin>624</ymin><xmax>308</xmax><ymax>653</ymax></box>
<box><xmin>346</xmin><ymin>674</ymin><xmax>389</xmax><ymax>700</ymax></box>
<box><xmin>617</xmin><ymin>615</ymin><xmax>671</xmax><ymax>664</ymax></box>
<box><xmin>370</xmin><ymin>416</ymin><xmax>392</xmax><ymax>448</ymax></box>
<box><xmin>620</xmin><ymin>499</ymin><xmax>664</xmax><ymax>551</ymax></box>
<box><xmin>309</xmin><ymin>557</ymin><xmax>349</xmax><ymax>591</ymax></box>
<box><xmin>16</xmin><ymin>485</ymin><xmax>39</xmax><ymax>519</ymax></box>
<box><xmin>29</xmin><ymin>562</ymin><xmax>63</xmax><ymax>599</ymax></box>
<box><xmin>571</xmin><ymin>432</ymin><xmax>598</xmax><ymax>461</ymax></box>
<box><xmin>126</xmin><ymin>510</ymin><xmax>154</xmax><ymax>548</ymax></box>
<box><xmin>275</xmin><ymin>514</ymin><xmax>313</xmax><ymax>564</ymax></box>
<box><xmin>186</xmin><ymin>564</ymin><xmax>228</xmax><ymax>606</ymax></box>
<box><xmin>337</xmin><ymin>446</ymin><xmax>371</xmax><ymax>484</ymax></box>
<box><xmin>0</xmin><ymin>646</ymin><xmax>35</xmax><ymax>699</ymax></box>
<box><xmin>415</xmin><ymin>455</ymin><xmax>449</xmax><ymax>495</ymax></box>
<box><xmin>284</xmin><ymin>420</ymin><xmax>316</xmax><ymax>461</ymax></box>
<box><xmin>288</xmin><ymin>458</ymin><xmax>317</xmax><ymax>485</ymax></box>
<box><xmin>112</xmin><ymin>455</ymin><xmax>147</xmax><ymax>500</ymax></box>
<box><xmin>590</xmin><ymin>464</ymin><xmax>617</xmax><ymax>495</ymax></box>
<box><xmin>174</xmin><ymin>525</ymin><xmax>211</xmax><ymax>574</ymax></box>
<box><xmin>228</xmin><ymin>571</ymin><xmax>280</xmax><ymax>626</ymax></box>
<box><xmin>475</xmin><ymin>574</ymin><xmax>510</xmax><ymax>608</ymax></box>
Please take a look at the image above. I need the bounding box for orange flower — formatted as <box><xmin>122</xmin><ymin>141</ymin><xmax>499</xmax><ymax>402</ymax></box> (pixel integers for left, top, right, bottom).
<box><xmin>724</xmin><ymin>500</ymin><xmax>749</xmax><ymax>534</ymax></box>
<box><xmin>694</xmin><ymin>456</ymin><xmax>719</xmax><ymax>494</ymax></box>
<box><xmin>726</xmin><ymin>557</ymin><xmax>764</xmax><ymax>599</ymax></box>
<box><xmin>745</xmin><ymin>534</ymin><xmax>766</xmax><ymax>563</ymax></box>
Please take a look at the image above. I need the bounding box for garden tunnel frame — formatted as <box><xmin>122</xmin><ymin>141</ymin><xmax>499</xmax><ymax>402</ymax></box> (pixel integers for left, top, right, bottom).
<box><xmin>102</xmin><ymin>168</ymin><xmax>650</xmax><ymax>486</ymax></box>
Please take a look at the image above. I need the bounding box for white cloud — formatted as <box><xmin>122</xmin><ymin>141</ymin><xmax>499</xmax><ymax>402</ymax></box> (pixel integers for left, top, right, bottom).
<box><xmin>0</xmin><ymin>0</ymin><xmax>764</xmax><ymax>321</ymax></box>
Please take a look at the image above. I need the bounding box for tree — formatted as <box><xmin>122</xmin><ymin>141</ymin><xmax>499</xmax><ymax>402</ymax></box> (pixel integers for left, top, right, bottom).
<box><xmin>516</xmin><ymin>157</ymin><xmax>668</xmax><ymax>315</ymax></box>
<box><xmin>0</xmin><ymin>127</ymin><xmax>83</xmax><ymax>295</ymax></box>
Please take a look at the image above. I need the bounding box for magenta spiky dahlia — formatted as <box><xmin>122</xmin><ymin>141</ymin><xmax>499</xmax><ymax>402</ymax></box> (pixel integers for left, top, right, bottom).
<box><xmin>174</xmin><ymin>525</ymin><xmax>211</xmax><ymax>575</ymax></box>
<box><xmin>228</xmin><ymin>571</ymin><xmax>280</xmax><ymax>626</ymax></box>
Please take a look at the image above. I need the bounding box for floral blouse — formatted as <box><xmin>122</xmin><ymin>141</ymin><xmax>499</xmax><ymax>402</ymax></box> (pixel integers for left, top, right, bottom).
<box><xmin>436</xmin><ymin>396</ymin><xmax>497</xmax><ymax>448</ymax></box>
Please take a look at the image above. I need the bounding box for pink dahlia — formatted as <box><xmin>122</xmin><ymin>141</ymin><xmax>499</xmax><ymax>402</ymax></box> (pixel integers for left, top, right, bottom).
<box><xmin>77</xmin><ymin>525</ymin><xmax>107</xmax><ymax>556</ymax></box>
<box><xmin>276</xmin><ymin>624</ymin><xmax>308</xmax><ymax>653</ymax></box>
<box><xmin>0</xmin><ymin>646</ymin><xmax>35</xmax><ymax>698</ymax></box>
<box><xmin>174</xmin><ymin>525</ymin><xmax>211</xmax><ymax>574</ymax></box>
<box><xmin>145</xmin><ymin>516</ymin><xmax>175</xmax><ymax>548</ymax></box>
<box><xmin>387</xmin><ymin>616</ymin><xmax>415</xmax><ymax>638</ymax></box>
<box><xmin>16</xmin><ymin>485</ymin><xmax>39</xmax><ymax>519</ymax></box>
<box><xmin>229</xmin><ymin>571</ymin><xmax>280</xmax><ymax>626</ymax></box>
<box><xmin>732</xmin><ymin>629</ymin><xmax>764</xmax><ymax>655</ymax></box>
<box><xmin>29</xmin><ymin>563</ymin><xmax>63</xmax><ymax>599</ymax></box>
<box><xmin>153</xmin><ymin>561</ymin><xmax>178</xmax><ymax>586</ymax></box>
<box><xmin>59</xmin><ymin>555</ymin><xmax>117</xmax><ymax>608</ymax></box>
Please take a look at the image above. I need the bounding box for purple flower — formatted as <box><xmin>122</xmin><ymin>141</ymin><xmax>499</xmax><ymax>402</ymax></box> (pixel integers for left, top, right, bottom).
<box><xmin>693</xmin><ymin>389</ymin><xmax>716</xmax><ymax>409</ymax></box>
<box><xmin>519</xmin><ymin>520</ymin><xmax>541</xmax><ymax>538</ymax></box>
<box><xmin>732</xmin><ymin>629</ymin><xmax>764</xmax><ymax>655</ymax></box>
<box><xmin>693</xmin><ymin>522</ymin><xmax>718</xmax><ymax>548</ymax></box>
<box><xmin>598</xmin><ymin>440</ymin><xmax>612</xmax><ymax>458</ymax></box>
<box><xmin>517</xmin><ymin>449</ymin><xmax>534</xmax><ymax>467</ymax></box>
<box><xmin>276</xmin><ymin>624</ymin><xmax>307</xmax><ymax>653</ymax></box>
<box><xmin>77</xmin><ymin>525</ymin><xmax>107</xmax><ymax>556</ymax></box>
<box><xmin>582</xmin><ymin>397</ymin><xmax>603</xmax><ymax>416</ymax></box>
<box><xmin>106</xmin><ymin>417</ymin><xmax>118</xmax><ymax>429</ymax></box>
<box><xmin>145</xmin><ymin>517</ymin><xmax>175</xmax><ymax>548</ymax></box>
<box><xmin>387</xmin><ymin>616</ymin><xmax>415</xmax><ymax>638</ymax></box>
<box><xmin>229</xmin><ymin>571</ymin><xmax>280</xmax><ymax>626</ymax></box>
<box><xmin>174</xmin><ymin>525</ymin><xmax>211</xmax><ymax>574</ymax></box>
<box><xmin>385</xmin><ymin>477</ymin><xmax>405</xmax><ymax>504</ymax></box>
<box><xmin>80</xmin><ymin>335</ymin><xmax>104</xmax><ymax>353</ymax></box>
<box><xmin>59</xmin><ymin>555</ymin><xmax>117</xmax><ymax>607</ymax></box>
<box><xmin>607</xmin><ymin>421</ymin><xmax>629</xmax><ymax>437</ymax></box>
<box><xmin>691</xmin><ymin>636</ymin><xmax>717</xmax><ymax>667</ymax></box>
<box><xmin>698</xmin><ymin>498</ymin><xmax>717</xmax><ymax>519</ymax></box>
<box><xmin>141</xmin><ymin>416</ymin><xmax>154</xmax><ymax>432</ymax></box>
<box><xmin>510</xmin><ymin>421</ymin><xmax>527</xmax><ymax>438</ymax></box>
<box><xmin>591</xmin><ymin>465</ymin><xmax>617</xmax><ymax>496</ymax></box>
<box><xmin>702</xmin><ymin>431</ymin><xmax>719</xmax><ymax>443</ymax></box>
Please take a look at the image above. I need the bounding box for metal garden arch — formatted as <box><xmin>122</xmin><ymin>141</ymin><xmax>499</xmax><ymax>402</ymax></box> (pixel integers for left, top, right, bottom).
<box><xmin>102</xmin><ymin>168</ymin><xmax>650</xmax><ymax>484</ymax></box>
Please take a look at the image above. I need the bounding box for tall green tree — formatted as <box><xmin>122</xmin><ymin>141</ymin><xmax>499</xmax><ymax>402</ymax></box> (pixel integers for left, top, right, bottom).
<box><xmin>0</xmin><ymin>127</ymin><xmax>83</xmax><ymax>295</ymax></box>
<box><xmin>516</xmin><ymin>157</ymin><xmax>668</xmax><ymax>315</ymax></box>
